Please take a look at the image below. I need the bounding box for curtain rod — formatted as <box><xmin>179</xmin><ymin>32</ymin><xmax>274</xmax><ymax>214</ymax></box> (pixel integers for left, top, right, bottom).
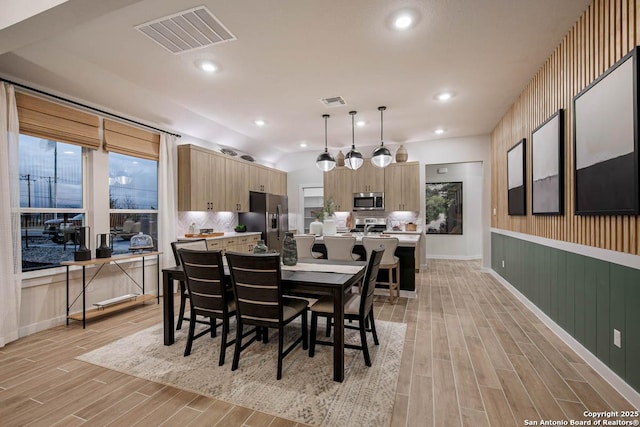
<box><xmin>1</xmin><ymin>77</ymin><xmax>181</xmax><ymax>138</ymax></box>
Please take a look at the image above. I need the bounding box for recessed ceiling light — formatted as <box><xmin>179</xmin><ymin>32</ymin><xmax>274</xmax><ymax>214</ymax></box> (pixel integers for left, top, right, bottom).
<box><xmin>300</xmin><ymin>142</ymin><xmax>307</xmax><ymax>148</ymax></box>
<box><xmin>437</xmin><ymin>92</ymin><xmax>452</xmax><ymax>102</ymax></box>
<box><xmin>434</xmin><ymin>128</ymin><xmax>446</xmax><ymax>135</ymax></box>
<box><xmin>196</xmin><ymin>60</ymin><xmax>218</xmax><ymax>73</ymax></box>
<box><xmin>389</xmin><ymin>9</ymin><xmax>419</xmax><ymax>31</ymax></box>
<box><xmin>253</xmin><ymin>119</ymin><xmax>266</xmax><ymax>126</ymax></box>
<box><xmin>356</xmin><ymin>120</ymin><xmax>366</xmax><ymax>127</ymax></box>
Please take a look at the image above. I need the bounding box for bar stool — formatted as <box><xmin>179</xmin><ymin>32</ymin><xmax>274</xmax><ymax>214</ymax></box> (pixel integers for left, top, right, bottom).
<box><xmin>362</xmin><ymin>236</ymin><xmax>400</xmax><ymax>304</ymax></box>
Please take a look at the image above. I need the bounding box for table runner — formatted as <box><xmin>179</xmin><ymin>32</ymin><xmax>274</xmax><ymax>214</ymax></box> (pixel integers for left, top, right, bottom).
<box><xmin>281</xmin><ymin>262</ymin><xmax>364</xmax><ymax>274</ymax></box>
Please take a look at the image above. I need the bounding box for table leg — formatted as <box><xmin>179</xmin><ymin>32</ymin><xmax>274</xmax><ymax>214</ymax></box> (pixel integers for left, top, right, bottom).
<box><xmin>163</xmin><ymin>270</ymin><xmax>175</xmax><ymax>345</ymax></box>
<box><xmin>332</xmin><ymin>286</ymin><xmax>344</xmax><ymax>382</ymax></box>
<box><xmin>66</xmin><ymin>266</ymin><xmax>69</xmax><ymax>325</ymax></box>
<box><xmin>82</xmin><ymin>266</ymin><xmax>86</xmax><ymax>329</ymax></box>
<box><xmin>156</xmin><ymin>254</ymin><xmax>160</xmax><ymax>304</ymax></box>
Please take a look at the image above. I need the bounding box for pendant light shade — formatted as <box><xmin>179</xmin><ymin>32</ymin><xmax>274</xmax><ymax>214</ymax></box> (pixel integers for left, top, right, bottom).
<box><xmin>344</xmin><ymin>110</ymin><xmax>363</xmax><ymax>170</ymax></box>
<box><xmin>371</xmin><ymin>106</ymin><xmax>393</xmax><ymax>168</ymax></box>
<box><xmin>316</xmin><ymin>114</ymin><xmax>336</xmax><ymax>172</ymax></box>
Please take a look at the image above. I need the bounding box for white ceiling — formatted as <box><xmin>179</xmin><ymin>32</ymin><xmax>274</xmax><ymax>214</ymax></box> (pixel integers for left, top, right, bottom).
<box><xmin>0</xmin><ymin>0</ymin><xmax>590</xmax><ymax>164</ymax></box>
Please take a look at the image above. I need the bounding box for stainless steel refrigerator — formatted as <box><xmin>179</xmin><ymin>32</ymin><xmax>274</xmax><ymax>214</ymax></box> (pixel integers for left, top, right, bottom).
<box><xmin>238</xmin><ymin>192</ymin><xmax>289</xmax><ymax>252</ymax></box>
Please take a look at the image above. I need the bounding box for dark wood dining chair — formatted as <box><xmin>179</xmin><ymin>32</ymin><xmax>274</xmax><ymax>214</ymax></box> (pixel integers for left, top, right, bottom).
<box><xmin>226</xmin><ymin>251</ymin><xmax>308</xmax><ymax>380</ymax></box>
<box><xmin>171</xmin><ymin>239</ymin><xmax>208</xmax><ymax>330</ymax></box>
<box><xmin>178</xmin><ymin>249</ymin><xmax>236</xmax><ymax>366</ymax></box>
<box><xmin>309</xmin><ymin>248</ymin><xmax>384</xmax><ymax>367</ymax></box>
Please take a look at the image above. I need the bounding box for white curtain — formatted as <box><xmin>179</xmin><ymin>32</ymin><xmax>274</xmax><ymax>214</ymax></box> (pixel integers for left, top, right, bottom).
<box><xmin>158</xmin><ymin>133</ymin><xmax>177</xmax><ymax>278</ymax></box>
<box><xmin>0</xmin><ymin>83</ymin><xmax>22</xmax><ymax>347</ymax></box>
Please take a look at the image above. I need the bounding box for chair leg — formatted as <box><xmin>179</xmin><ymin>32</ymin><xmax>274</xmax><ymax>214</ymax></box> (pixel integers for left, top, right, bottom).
<box><xmin>232</xmin><ymin>321</ymin><xmax>243</xmax><ymax>371</ymax></box>
<box><xmin>219</xmin><ymin>316</ymin><xmax>229</xmax><ymax>366</ymax></box>
<box><xmin>359</xmin><ymin>319</ymin><xmax>371</xmax><ymax>367</ymax></box>
<box><xmin>309</xmin><ymin>313</ymin><xmax>318</xmax><ymax>357</ymax></box>
<box><xmin>277</xmin><ymin>325</ymin><xmax>284</xmax><ymax>380</ymax></box>
<box><xmin>395</xmin><ymin>263</ymin><xmax>401</xmax><ymax>301</ymax></box>
<box><xmin>325</xmin><ymin>317</ymin><xmax>332</xmax><ymax>337</ymax></box>
<box><xmin>177</xmin><ymin>282</ymin><xmax>187</xmax><ymax>330</ymax></box>
<box><xmin>369</xmin><ymin>311</ymin><xmax>379</xmax><ymax>345</ymax></box>
<box><xmin>184</xmin><ymin>313</ymin><xmax>196</xmax><ymax>357</ymax></box>
<box><xmin>301</xmin><ymin>309</ymin><xmax>308</xmax><ymax>350</ymax></box>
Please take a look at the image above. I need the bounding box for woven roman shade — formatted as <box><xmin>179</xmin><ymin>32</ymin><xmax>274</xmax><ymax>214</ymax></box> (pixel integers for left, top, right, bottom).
<box><xmin>104</xmin><ymin>119</ymin><xmax>160</xmax><ymax>160</ymax></box>
<box><xmin>16</xmin><ymin>92</ymin><xmax>101</xmax><ymax>149</ymax></box>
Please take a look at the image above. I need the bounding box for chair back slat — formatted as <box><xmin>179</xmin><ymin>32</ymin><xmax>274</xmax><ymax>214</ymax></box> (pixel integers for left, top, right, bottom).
<box><xmin>226</xmin><ymin>252</ymin><xmax>282</xmax><ymax>326</ymax></box>
<box><xmin>361</xmin><ymin>236</ymin><xmax>398</xmax><ymax>264</ymax></box>
<box><xmin>178</xmin><ymin>249</ymin><xmax>227</xmax><ymax>315</ymax></box>
<box><xmin>360</xmin><ymin>248</ymin><xmax>385</xmax><ymax>315</ymax></box>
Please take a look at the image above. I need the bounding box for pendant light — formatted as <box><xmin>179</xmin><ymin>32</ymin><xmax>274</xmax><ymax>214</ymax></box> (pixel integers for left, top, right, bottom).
<box><xmin>371</xmin><ymin>106</ymin><xmax>393</xmax><ymax>168</ymax></box>
<box><xmin>316</xmin><ymin>114</ymin><xmax>336</xmax><ymax>172</ymax></box>
<box><xmin>344</xmin><ymin>110</ymin><xmax>363</xmax><ymax>170</ymax></box>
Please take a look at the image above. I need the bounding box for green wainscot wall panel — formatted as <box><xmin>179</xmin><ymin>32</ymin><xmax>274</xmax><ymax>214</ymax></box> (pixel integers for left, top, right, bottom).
<box><xmin>491</xmin><ymin>232</ymin><xmax>639</xmax><ymax>394</ymax></box>
<box><xmin>626</xmin><ymin>274</ymin><xmax>640</xmax><ymax>392</ymax></box>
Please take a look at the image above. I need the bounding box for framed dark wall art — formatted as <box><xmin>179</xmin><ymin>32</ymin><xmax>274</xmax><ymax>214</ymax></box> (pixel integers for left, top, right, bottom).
<box><xmin>573</xmin><ymin>46</ymin><xmax>639</xmax><ymax>215</ymax></box>
<box><xmin>532</xmin><ymin>109</ymin><xmax>564</xmax><ymax>215</ymax></box>
<box><xmin>507</xmin><ymin>139</ymin><xmax>526</xmax><ymax>215</ymax></box>
<box><xmin>425</xmin><ymin>182</ymin><xmax>462</xmax><ymax>234</ymax></box>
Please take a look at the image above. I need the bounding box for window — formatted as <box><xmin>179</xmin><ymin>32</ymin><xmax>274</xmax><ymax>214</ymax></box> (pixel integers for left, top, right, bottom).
<box><xmin>109</xmin><ymin>152</ymin><xmax>158</xmax><ymax>255</ymax></box>
<box><xmin>19</xmin><ymin>135</ymin><xmax>85</xmax><ymax>271</ymax></box>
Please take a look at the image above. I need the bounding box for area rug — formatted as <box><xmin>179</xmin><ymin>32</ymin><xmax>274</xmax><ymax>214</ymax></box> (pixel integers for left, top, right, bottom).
<box><xmin>77</xmin><ymin>318</ymin><xmax>406</xmax><ymax>426</ymax></box>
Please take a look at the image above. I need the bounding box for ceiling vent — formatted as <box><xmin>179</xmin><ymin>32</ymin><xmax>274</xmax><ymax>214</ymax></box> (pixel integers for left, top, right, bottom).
<box><xmin>320</xmin><ymin>96</ymin><xmax>347</xmax><ymax>108</ymax></box>
<box><xmin>135</xmin><ymin>6</ymin><xmax>236</xmax><ymax>54</ymax></box>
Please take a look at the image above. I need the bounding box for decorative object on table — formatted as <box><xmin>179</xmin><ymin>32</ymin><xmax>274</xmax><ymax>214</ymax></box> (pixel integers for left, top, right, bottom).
<box><xmin>335</xmin><ymin>150</ymin><xmax>345</xmax><ymax>167</ymax></box>
<box><xmin>344</xmin><ymin>110</ymin><xmax>363</xmax><ymax>170</ymax></box>
<box><xmin>282</xmin><ymin>232</ymin><xmax>298</xmax><ymax>266</ymax></box>
<box><xmin>395</xmin><ymin>145</ymin><xmax>408</xmax><ymax>162</ymax></box>
<box><xmin>316</xmin><ymin>114</ymin><xmax>336</xmax><ymax>172</ymax></box>
<box><xmin>532</xmin><ymin>109</ymin><xmax>564</xmax><ymax>215</ymax></box>
<box><xmin>74</xmin><ymin>226</ymin><xmax>91</xmax><ymax>261</ymax></box>
<box><xmin>95</xmin><ymin>233</ymin><xmax>113</xmax><ymax>258</ymax></box>
<box><xmin>507</xmin><ymin>139</ymin><xmax>526</xmax><ymax>215</ymax></box>
<box><xmin>371</xmin><ymin>106</ymin><xmax>393</xmax><ymax>168</ymax></box>
<box><xmin>573</xmin><ymin>47</ymin><xmax>639</xmax><ymax>215</ymax></box>
<box><xmin>129</xmin><ymin>232</ymin><xmax>153</xmax><ymax>252</ymax></box>
<box><xmin>425</xmin><ymin>182</ymin><xmax>463</xmax><ymax>234</ymax></box>
<box><xmin>309</xmin><ymin>220</ymin><xmax>323</xmax><ymax>235</ymax></box>
<box><xmin>234</xmin><ymin>224</ymin><xmax>247</xmax><ymax>232</ymax></box>
<box><xmin>253</xmin><ymin>239</ymin><xmax>268</xmax><ymax>254</ymax></box>
<box><xmin>405</xmin><ymin>222</ymin><xmax>417</xmax><ymax>231</ymax></box>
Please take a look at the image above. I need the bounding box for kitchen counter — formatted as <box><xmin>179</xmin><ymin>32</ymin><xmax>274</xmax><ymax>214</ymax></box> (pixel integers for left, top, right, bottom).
<box><xmin>314</xmin><ymin>233</ymin><xmax>420</xmax><ymax>247</ymax></box>
<box><xmin>178</xmin><ymin>231</ymin><xmax>262</xmax><ymax>240</ymax></box>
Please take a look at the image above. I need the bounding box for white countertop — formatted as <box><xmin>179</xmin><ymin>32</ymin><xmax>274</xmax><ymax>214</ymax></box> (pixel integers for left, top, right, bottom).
<box><xmin>314</xmin><ymin>233</ymin><xmax>420</xmax><ymax>247</ymax></box>
<box><xmin>178</xmin><ymin>231</ymin><xmax>262</xmax><ymax>240</ymax></box>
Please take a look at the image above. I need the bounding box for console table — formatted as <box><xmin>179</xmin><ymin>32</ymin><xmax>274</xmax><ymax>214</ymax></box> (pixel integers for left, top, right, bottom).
<box><xmin>62</xmin><ymin>251</ymin><xmax>161</xmax><ymax>328</ymax></box>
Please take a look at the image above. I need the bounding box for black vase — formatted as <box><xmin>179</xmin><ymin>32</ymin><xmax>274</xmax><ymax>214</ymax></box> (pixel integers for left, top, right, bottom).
<box><xmin>282</xmin><ymin>232</ymin><xmax>297</xmax><ymax>266</ymax></box>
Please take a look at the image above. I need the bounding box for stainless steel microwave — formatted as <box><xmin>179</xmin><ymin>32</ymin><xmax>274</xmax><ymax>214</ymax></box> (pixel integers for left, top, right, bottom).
<box><xmin>353</xmin><ymin>192</ymin><xmax>384</xmax><ymax>211</ymax></box>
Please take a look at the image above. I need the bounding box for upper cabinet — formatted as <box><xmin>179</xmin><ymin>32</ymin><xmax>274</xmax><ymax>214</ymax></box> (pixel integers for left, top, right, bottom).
<box><xmin>352</xmin><ymin>161</ymin><xmax>384</xmax><ymax>193</ymax></box>
<box><xmin>384</xmin><ymin>161</ymin><xmax>420</xmax><ymax>211</ymax></box>
<box><xmin>225</xmin><ymin>158</ymin><xmax>250</xmax><ymax>212</ymax></box>
<box><xmin>177</xmin><ymin>144</ymin><xmax>287</xmax><ymax>212</ymax></box>
<box><xmin>250</xmin><ymin>165</ymin><xmax>287</xmax><ymax>196</ymax></box>
<box><xmin>323</xmin><ymin>167</ymin><xmax>352</xmax><ymax>211</ymax></box>
<box><xmin>177</xmin><ymin>145</ymin><xmax>226</xmax><ymax>211</ymax></box>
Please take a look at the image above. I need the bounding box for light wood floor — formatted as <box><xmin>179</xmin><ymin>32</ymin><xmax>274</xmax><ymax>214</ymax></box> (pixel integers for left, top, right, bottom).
<box><xmin>0</xmin><ymin>260</ymin><xmax>637</xmax><ymax>426</ymax></box>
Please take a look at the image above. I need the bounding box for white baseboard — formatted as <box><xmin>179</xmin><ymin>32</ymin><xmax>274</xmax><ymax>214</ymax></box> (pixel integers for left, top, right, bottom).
<box><xmin>19</xmin><ymin>315</ymin><xmax>67</xmax><ymax>338</ymax></box>
<box><xmin>488</xmin><ymin>269</ymin><xmax>640</xmax><ymax>409</ymax></box>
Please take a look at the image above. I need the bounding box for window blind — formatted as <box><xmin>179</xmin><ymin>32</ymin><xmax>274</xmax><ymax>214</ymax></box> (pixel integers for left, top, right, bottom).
<box><xmin>16</xmin><ymin>92</ymin><xmax>100</xmax><ymax>149</ymax></box>
<box><xmin>104</xmin><ymin>119</ymin><xmax>160</xmax><ymax>160</ymax></box>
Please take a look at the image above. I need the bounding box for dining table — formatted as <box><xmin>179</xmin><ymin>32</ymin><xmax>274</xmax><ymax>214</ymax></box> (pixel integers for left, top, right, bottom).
<box><xmin>162</xmin><ymin>257</ymin><xmax>367</xmax><ymax>382</ymax></box>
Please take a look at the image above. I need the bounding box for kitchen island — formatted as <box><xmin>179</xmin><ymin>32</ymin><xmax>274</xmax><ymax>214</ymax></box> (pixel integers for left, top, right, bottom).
<box><xmin>313</xmin><ymin>233</ymin><xmax>420</xmax><ymax>294</ymax></box>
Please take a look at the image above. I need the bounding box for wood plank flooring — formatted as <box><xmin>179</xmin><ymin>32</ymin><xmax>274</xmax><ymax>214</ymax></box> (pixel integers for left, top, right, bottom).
<box><xmin>0</xmin><ymin>259</ymin><xmax>637</xmax><ymax>426</ymax></box>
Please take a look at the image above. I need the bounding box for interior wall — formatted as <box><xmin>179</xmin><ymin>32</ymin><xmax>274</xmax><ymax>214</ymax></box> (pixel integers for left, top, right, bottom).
<box><xmin>425</xmin><ymin>162</ymin><xmax>483</xmax><ymax>259</ymax></box>
<box><xmin>491</xmin><ymin>0</ymin><xmax>640</xmax><ymax>254</ymax></box>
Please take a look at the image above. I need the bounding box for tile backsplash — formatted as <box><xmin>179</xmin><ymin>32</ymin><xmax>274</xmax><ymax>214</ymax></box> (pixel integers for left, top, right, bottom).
<box><xmin>177</xmin><ymin>211</ymin><xmax>238</xmax><ymax>236</ymax></box>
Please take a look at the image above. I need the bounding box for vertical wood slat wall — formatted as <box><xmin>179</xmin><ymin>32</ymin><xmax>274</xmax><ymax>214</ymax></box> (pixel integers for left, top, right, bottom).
<box><xmin>491</xmin><ymin>0</ymin><xmax>640</xmax><ymax>255</ymax></box>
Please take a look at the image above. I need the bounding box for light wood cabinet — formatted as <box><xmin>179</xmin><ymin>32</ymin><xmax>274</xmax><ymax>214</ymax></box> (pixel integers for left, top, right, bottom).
<box><xmin>384</xmin><ymin>162</ymin><xmax>420</xmax><ymax>211</ymax></box>
<box><xmin>323</xmin><ymin>167</ymin><xmax>352</xmax><ymax>211</ymax></box>
<box><xmin>352</xmin><ymin>161</ymin><xmax>384</xmax><ymax>193</ymax></box>
<box><xmin>205</xmin><ymin>234</ymin><xmax>260</xmax><ymax>253</ymax></box>
<box><xmin>250</xmin><ymin>165</ymin><xmax>287</xmax><ymax>196</ymax></box>
<box><xmin>225</xmin><ymin>158</ymin><xmax>250</xmax><ymax>212</ymax></box>
<box><xmin>177</xmin><ymin>145</ymin><xmax>226</xmax><ymax>211</ymax></box>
